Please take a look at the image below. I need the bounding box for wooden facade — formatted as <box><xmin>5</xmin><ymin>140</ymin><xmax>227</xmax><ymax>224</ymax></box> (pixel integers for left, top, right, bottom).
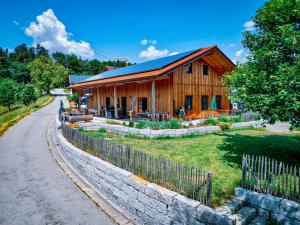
<box><xmin>86</xmin><ymin>58</ymin><xmax>229</xmax><ymax>117</ymax></box>
<box><xmin>71</xmin><ymin>46</ymin><xmax>234</xmax><ymax>118</ymax></box>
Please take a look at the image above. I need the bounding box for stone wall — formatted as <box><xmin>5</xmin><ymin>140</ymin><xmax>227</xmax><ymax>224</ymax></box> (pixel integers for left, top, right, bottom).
<box><xmin>235</xmin><ymin>188</ymin><xmax>300</xmax><ymax>224</ymax></box>
<box><xmin>54</xmin><ymin>118</ymin><xmax>233</xmax><ymax>225</ymax></box>
<box><xmin>81</xmin><ymin>119</ymin><xmax>265</xmax><ymax>138</ymax></box>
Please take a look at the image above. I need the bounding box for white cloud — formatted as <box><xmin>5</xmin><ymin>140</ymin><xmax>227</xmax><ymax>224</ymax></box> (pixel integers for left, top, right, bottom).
<box><xmin>139</xmin><ymin>45</ymin><xmax>169</xmax><ymax>59</ymax></box>
<box><xmin>244</xmin><ymin>20</ymin><xmax>255</xmax><ymax>31</ymax></box>
<box><xmin>234</xmin><ymin>49</ymin><xmax>248</xmax><ymax>63</ymax></box>
<box><xmin>25</xmin><ymin>9</ymin><xmax>94</xmax><ymax>59</ymax></box>
<box><xmin>169</xmin><ymin>52</ymin><xmax>179</xmax><ymax>56</ymax></box>
<box><xmin>228</xmin><ymin>43</ymin><xmax>236</xmax><ymax>48</ymax></box>
<box><xmin>13</xmin><ymin>20</ymin><xmax>19</xmax><ymax>26</ymax></box>
<box><xmin>140</xmin><ymin>39</ymin><xmax>158</xmax><ymax>46</ymax></box>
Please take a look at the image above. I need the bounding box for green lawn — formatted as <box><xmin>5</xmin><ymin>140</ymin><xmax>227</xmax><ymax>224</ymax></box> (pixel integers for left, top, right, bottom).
<box><xmin>82</xmin><ymin>128</ymin><xmax>300</xmax><ymax>207</ymax></box>
<box><xmin>0</xmin><ymin>95</ymin><xmax>54</xmax><ymax>136</ymax></box>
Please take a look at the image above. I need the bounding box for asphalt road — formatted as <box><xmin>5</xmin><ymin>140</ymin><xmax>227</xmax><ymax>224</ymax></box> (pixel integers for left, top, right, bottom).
<box><xmin>0</xmin><ymin>96</ymin><xmax>115</xmax><ymax>225</ymax></box>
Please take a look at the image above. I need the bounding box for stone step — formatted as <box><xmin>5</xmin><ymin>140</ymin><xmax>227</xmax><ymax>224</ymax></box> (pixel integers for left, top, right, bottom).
<box><xmin>215</xmin><ymin>197</ymin><xmax>244</xmax><ymax>215</ymax></box>
<box><xmin>249</xmin><ymin>214</ymin><xmax>269</xmax><ymax>225</ymax></box>
<box><xmin>230</xmin><ymin>206</ymin><xmax>257</xmax><ymax>225</ymax></box>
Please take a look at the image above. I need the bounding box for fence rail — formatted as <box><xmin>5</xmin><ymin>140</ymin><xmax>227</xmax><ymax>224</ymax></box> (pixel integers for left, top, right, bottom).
<box><xmin>61</xmin><ymin>121</ymin><xmax>212</xmax><ymax>206</ymax></box>
<box><xmin>242</xmin><ymin>154</ymin><xmax>300</xmax><ymax>202</ymax></box>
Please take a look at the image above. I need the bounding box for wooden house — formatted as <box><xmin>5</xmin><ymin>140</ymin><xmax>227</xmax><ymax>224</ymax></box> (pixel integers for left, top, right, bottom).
<box><xmin>70</xmin><ymin>45</ymin><xmax>235</xmax><ymax>118</ymax></box>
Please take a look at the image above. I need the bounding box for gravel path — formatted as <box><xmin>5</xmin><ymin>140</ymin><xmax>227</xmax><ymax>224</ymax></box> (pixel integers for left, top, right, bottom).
<box><xmin>0</xmin><ymin>96</ymin><xmax>115</xmax><ymax>225</ymax></box>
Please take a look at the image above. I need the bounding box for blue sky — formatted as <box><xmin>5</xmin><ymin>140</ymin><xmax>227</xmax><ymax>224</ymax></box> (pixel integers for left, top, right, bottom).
<box><xmin>0</xmin><ymin>0</ymin><xmax>265</xmax><ymax>63</ymax></box>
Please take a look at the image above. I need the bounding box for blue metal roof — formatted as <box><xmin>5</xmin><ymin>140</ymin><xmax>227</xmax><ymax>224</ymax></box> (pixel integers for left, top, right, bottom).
<box><xmin>69</xmin><ymin>75</ymin><xmax>94</xmax><ymax>84</ymax></box>
<box><xmin>85</xmin><ymin>48</ymin><xmax>200</xmax><ymax>82</ymax></box>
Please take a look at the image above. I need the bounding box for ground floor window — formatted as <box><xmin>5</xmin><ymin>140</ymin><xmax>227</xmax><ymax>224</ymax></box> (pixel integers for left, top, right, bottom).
<box><xmin>201</xmin><ymin>95</ymin><xmax>208</xmax><ymax>110</ymax></box>
<box><xmin>216</xmin><ymin>95</ymin><xmax>222</xmax><ymax>109</ymax></box>
<box><xmin>106</xmin><ymin>97</ymin><xmax>110</xmax><ymax>107</ymax></box>
<box><xmin>185</xmin><ymin>95</ymin><xmax>192</xmax><ymax>110</ymax></box>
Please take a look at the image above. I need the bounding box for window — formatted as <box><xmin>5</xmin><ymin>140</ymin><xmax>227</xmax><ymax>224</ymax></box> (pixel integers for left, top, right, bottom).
<box><xmin>105</xmin><ymin>97</ymin><xmax>110</xmax><ymax>107</ymax></box>
<box><xmin>185</xmin><ymin>63</ymin><xmax>192</xmax><ymax>74</ymax></box>
<box><xmin>201</xmin><ymin>95</ymin><xmax>208</xmax><ymax>110</ymax></box>
<box><xmin>203</xmin><ymin>64</ymin><xmax>209</xmax><ymax>75</ymax></box>
<box><xmin>185</xmin><ymin>95</ymin><xmax>192</xmax><ymax>110</ymax></box>
<box><xmin>216</xmin><ymin>95</ymin><xmax>222</xmax><ymax>109</ymax></box>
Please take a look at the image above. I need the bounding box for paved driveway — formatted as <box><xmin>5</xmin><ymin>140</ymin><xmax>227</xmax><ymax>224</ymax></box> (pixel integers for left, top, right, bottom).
<box><xmin>0</xmin><ymin>96</ymin><xmax>115</xmax><ymax>225</ymax></box>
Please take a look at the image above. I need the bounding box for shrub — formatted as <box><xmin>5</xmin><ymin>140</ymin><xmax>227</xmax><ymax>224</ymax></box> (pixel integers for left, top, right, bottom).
<box><xmin>232</xmin><ymin>115</ymin><xmax>243</xmax><ymax>123</ymax></box>
<box><xmin>135</xmin><ymin>120</ymin><xmax>146</xmax><ymax>129</ymax></box>
<box><xmin>219</xmin><ymin>122</ymin><xmax>231</xmax><ymax>131</ymax></box>
<box><xmin>0</xmin><ymin>78</ymin><xmax>18</xmax><ymax>111</ymax></box>
<box><xmin>98</xmin><ymin>128</ymin><xmax>107</xmax><ymax>133</ymax></box>
<box><xmin>218</xmin><ymin>115</ymin><xmax>232</xmax><ymax>123</ymax></box>
<box><xmin>170</xmin><ymin>119</ymin><xmax>181</xmax><ymax>129</ymax></box>
<box><xmin>128</xmin><ymin>121</ymin><xmax>134</xmax><ymax>127</ymax></box>
<box><xmin>204</xmin><ymin>117</ymin><xmax>218</xmax><ymax>126</ymax></box>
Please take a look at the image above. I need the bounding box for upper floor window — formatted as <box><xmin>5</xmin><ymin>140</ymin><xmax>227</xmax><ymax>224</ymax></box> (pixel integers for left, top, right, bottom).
<box><xmin>203</xmin><ymin>64</ymin><xmax>209</xmax><ymax>75</ymax></box>
<box><xmin>185</xmin><ymin>63</ymin><xmax>192</xmax><ymax>74</ymax></box>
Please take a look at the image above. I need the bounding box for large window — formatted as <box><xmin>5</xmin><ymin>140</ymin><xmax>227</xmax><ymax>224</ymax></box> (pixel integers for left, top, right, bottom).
<box><xmin>185</xmin><ymin>95</ymin><xmax>192</xmax><ymax>110</ymax></box>
<box><xmin>216</xmin><ymin>95</ymin><xmax>222</xmax><ymax>109</ymax></box>
<box><xmin>203</xmin><ymin>64</ymin><xmax>209</xmax><ymax>75</ymax></box>
<box><xmin>185</xmin><ymin>63</ymin><xmax>192</xmax><ymax>74</ymax></box>
<box><xmin>201</xmin><ymin>95</ymin><xmax>208</xmax><ymax>110</ymax></box>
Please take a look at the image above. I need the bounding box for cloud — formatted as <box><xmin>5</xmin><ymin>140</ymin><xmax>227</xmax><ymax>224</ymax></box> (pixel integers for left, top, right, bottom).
<box><xmin>25</xmin><ymin>9</ymin><xmax>94</xmax><ymax>58</ymax></box>
<box><xmin>244</xmin><ymin>20</ymin><xmax>255</xmax><ymax>31</ymax></box>
<box><xmin>228</xmin><ymin>43</ymin><xmax>236</xmax><ymax>48</ymax></box>
<box><xmin>169</xmin><ymin>52</ymin><xmax>179</xmax><ymax>56</ymax></box>
<box><xmin>139</xmin><ymin>45</ymin><xmax>169</xmax><ymax>59</ymax></box>
<box><xmin>234</xmin><ymin>49</ymin><xmax>248</xmax><ymax>63</ymax></box>
<box><xmin>13</xmin><ymin>20</ymin><xmax>19</xmax><ymax>26</ymax></box>
<box><xmin>140</xmin><ymin>39</ymin><xmax>158</xmax><ymax>45</ymax></box>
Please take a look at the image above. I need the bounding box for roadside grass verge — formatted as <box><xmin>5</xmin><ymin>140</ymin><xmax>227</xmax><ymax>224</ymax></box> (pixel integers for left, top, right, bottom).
<box><xmin>81</xmin><ymin>128</ymin><xmax>300</xmax><ymax>207</ymax></box>
<box><xmin>0</xmin><ymin>95</ymin><xmax>54</xmax><ymax>136</ymax></box>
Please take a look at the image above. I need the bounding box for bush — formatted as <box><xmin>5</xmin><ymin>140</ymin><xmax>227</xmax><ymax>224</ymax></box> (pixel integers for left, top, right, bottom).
<box><xmin>135</xmin><ymin>120</ymin><xmax>146</xmax><ymax>129</ymax></box>
<box><xmin>170</xmin><ymin>119</ymin><xmax>181</xmax><ymax>129</ymax></box>
<box><xmin>218</xmin><ymin>115</ymin><xmax>232</xmax><ymax>123</ymax></box>
<box><xmin>21</xmin><ymin>83</ymin><xmax>37</xmax><ymax>106</ymax></box>
<box><xmin>106</xmin><ymin>119</ymin><xmax>122</xmax><ymax>125</ymax></box>
<box><xmin>128</xmin><ymin>121</ymin><xmax>134</xmax><ymax>127</ymax></box>
<box><xmin>0</xmin><ymin>78</ymin><xmax>18</xmax><ymax>111</ymax></box>
<box><xmin>204</xmin><ymin>117</ymin><xmax>218</xmax><ymax>126</ymax></box>
<box><xmin>98</xmin><ymin>128</ymin><xmax>107</xmax><ymax>133</ymax></box>
<box><xmin>219</xmin><ymin>122</ymin><xmax>231</xmax><ymax>131</ymax></box>
<box><xmin>232</xmin><ymin>115</ymin><xmax>243</xmax><ymax>123</ymax></box>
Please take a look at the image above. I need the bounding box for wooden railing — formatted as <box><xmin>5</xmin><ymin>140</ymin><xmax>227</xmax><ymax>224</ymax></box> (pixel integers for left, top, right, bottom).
<box><xmin>242</xmin><ymin>154</ymin><xmax>300</xmax><ymax>202</ymax></box>
<box><xmin>61</xmin><ymin>121</ymin><xmax>212</xmax><ymax>206</ymax></box>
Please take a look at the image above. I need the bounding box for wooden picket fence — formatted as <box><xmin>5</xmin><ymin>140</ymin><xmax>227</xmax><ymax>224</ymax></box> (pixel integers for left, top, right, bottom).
<box><xmin>61</xmin><ymin>122</ymin><xmax>212</xmax><ymax>206</ymax></box>
<box><xmin>242</xmin><ymin>154</ymin><xmax>300</xmax><ymax>202</ymax></box>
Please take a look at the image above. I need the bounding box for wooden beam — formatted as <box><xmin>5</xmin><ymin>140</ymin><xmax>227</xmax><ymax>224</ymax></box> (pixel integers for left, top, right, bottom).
<box><xmin>152</xmin><ymin>80</ymin><xmax>155</xmax><ymax>117</ymax></box>
<box><xmin>114</xmin><ymin>85</ymin><xmax>118</xmax><ymax>118</ymax></box>
<box><xmin>97</xmin><ymin>87</ymin><xmax>101</xmax><ymax>114</ymax></box>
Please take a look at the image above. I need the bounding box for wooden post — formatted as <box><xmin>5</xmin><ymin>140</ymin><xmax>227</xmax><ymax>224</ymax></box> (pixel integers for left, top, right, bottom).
<box><xmin>206</xmin><ymin>172</ymin><xmax>212</xmax><ymax>207</ymax></box>
<box><xmin>114</xmin><ymin>85</ymin><xmax>118</xmax><ymax>118</ymax></box>
<box><xmin>97</xmin><ymin>87</ymin><xmax>101</xmax><ymax>115</ymax></box>
<box><xmin>152</xmin><ymin>80</ymin><xmax>155</xmax><ymax>118</ymax></box>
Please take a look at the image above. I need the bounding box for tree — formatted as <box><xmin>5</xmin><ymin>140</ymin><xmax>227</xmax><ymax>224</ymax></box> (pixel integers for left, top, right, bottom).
<box><xmin>20</xmin><ymin>83</ymin><xmax>37</xmax><ymax>105</ymax></box>
<box><xmin>225</xmin><ymin>0</ymin><xmax>300</xmax><ymax>127</ymax></box>
<box><xmin>28</xmin><ymin>56</ymin><xmax>69</xmax><ymax>93</ymax></box>
<box><xmin>0</xmin><ymin>78</ymin><xmax>18</xmax><ymax>110</ymax></box>
<box><xmin>0</xmin><ymin>47</ymin><xmax>10</xmax><ymax>79</ymax></box>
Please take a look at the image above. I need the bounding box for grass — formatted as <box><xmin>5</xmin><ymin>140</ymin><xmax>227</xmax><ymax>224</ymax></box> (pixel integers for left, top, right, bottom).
<box><xmin>82</xmin><ymin>127</ymin><xmax>300</xmax><ymax>207</ymax></box>
<box><xmin>0</xmin><ymin>95</ymin><xmax>54</xmax><ymax>136</ymax></box>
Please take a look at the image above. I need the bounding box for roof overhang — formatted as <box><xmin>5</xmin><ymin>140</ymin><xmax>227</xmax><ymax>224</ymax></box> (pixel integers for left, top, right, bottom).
<box><xmin>70</xmin><ymin>45</ymin><xmax>235</xmax><ymax>90</ymax></box>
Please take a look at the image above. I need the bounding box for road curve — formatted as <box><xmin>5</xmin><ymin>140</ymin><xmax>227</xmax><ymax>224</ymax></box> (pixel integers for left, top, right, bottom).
<box><xmin>0</xmin><ymin>96</ymin><xmax>115</xmax><ymax>225</ymax></box>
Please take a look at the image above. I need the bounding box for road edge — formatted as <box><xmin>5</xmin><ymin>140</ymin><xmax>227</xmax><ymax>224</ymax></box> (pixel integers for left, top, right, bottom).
<box><xmin>46</xmin><ymin>119</ymin><xmax>135</xmax><ymax>225</ymax></box>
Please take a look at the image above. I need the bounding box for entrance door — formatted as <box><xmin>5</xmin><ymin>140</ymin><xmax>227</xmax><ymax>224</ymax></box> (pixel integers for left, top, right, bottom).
<box><xmin>139</xmin><ymin>98</ymin><xmax>148</xmax><ymax>112</ymax></box>
<box><xmin>121</xmin><ymin>97</ymin><xmax>127</xmax><ymax>117</ymax></box>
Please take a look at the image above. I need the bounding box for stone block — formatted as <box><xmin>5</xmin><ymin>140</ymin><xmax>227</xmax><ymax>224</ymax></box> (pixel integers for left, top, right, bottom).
<box><xmin>172</xmin><ymin>194</ymin><xmax>200</xmax><ymax>218</ymax></box>
<box><xmin>138</xmin><ymin>192</ymin><xmax>167</xmax><ymax>214</ymax></box>
<box><xmin>197</xmin><ymin>205</ymin><xmax>233</xmax><ymax>225</ymax></box>
<box><xmin>280</xmin><ymin>199</ymin><xmax>300</xmax><ymax>221</ymax></box>
<box><xmin>234</xmin><ymin>206</ymin><xmax>257</xmax><ymax>225</ymax></box>
<box><xmin>145</xmin><ymin>183</ymin><xmax>177</xmax><ymax>205</ymax></box>
<box><xmin>121</xmin><ymin>183</ymin><xmax>138</xmax><ymax>199</ymax></box>
<box><xmin>271</xmin><ymin>212</ymin><xmax>300</xmax><ymax>225</ymax></box>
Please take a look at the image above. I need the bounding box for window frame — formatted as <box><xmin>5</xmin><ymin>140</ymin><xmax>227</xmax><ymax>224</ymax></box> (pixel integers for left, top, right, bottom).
<box><xmin>185</xmin><ymin>63</ymin><xmax>193</xmax><ymax>75</ymax></box>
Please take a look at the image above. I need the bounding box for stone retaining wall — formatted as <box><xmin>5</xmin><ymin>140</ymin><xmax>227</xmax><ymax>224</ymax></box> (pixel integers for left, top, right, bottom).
<box><xmin>54</xmin><ymin>117</ymin><xmax>233</xmax><ymax>225</ymax></box>
<box><xmin>81</xmin><ymin>119</ymin><xmax>264</xmax><ymax>138</ymax></box>
<box><xmin>235</xmin><ymin>188</ymin><xmax>300</xmax><ymax>224</ymax></box>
